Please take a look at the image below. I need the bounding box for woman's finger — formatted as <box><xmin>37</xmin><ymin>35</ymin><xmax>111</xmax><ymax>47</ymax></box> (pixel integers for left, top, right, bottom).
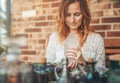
<box><xmin>72</xmin><ymin>60</ymin><xmax>78</xmax><ymax>68</ymax></box>
<box><xmin>65</xmin><ymin>52</ymin><xmax>75</xmax><ymax>56</ymax></box>
<box><xmin>67</xmin><ymin>61</ymin><xmax>73</xmax><ymax>68</ymax></box>
<box><xmin>68</xmin><ymin>60</ymin><xmax>78</xmax><ymax>68</ymax></box>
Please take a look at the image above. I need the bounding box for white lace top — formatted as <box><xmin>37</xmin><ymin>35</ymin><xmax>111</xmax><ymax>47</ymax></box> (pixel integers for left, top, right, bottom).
<box><xmin>46</xmin><ymin>31</ymin><xmax>106</xmax><ymax>74</ymax></box>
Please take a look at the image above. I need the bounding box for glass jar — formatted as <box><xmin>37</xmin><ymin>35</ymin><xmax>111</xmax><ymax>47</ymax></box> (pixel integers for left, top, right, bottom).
<box><xmin>32</xmin><ymin>63</ymin><xmax>51</xmax><ymax>83</ymax></box>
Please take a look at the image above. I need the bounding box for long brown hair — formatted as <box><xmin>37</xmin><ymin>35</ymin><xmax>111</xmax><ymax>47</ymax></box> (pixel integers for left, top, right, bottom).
<box><xmin>57</xmin><ymin>0</ymin><xmax>91</xmax><ymax>46</ymax></box>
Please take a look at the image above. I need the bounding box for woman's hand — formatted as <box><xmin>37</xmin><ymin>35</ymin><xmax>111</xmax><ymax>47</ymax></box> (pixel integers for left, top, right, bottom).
<box><xmin>65</xmin><ymin>47</ymin><xmax>85</xmax><ymax>68</ymax></box>
<box><xmin>67</xmin><ymin>60</ymin><xmax>78</xmax><ymax>68</ymax></box>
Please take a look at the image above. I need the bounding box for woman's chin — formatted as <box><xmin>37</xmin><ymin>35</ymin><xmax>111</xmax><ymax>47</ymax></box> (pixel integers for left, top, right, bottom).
<box><xmin>69</xmin><ymin>25</ymin><xmax>80</xmax><ymax>29</ymax></box>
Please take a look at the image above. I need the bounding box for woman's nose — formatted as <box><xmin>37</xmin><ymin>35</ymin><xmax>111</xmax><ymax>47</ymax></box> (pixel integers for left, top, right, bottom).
<box><xmin>70</xmin><ymin>15</ymin><xmax>75</xmax><ymax>23</ymax></box>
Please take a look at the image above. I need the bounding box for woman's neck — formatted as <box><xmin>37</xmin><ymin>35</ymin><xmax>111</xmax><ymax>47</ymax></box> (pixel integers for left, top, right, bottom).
<box><xmin>70</xmin><ymin>30</ymin><xmax>83</xmax><ymax>38</ymax></box>
<box><xmin>70</xmin><ymin>29</ymin><xmax>77</xmax><ymax>34</ymax></box>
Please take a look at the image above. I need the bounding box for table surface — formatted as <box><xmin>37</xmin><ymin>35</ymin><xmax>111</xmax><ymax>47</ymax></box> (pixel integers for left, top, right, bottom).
<box><xmin>109</xmin><ymin>54</ymin><xmax>120</xmax><ymax>61</ymax></box>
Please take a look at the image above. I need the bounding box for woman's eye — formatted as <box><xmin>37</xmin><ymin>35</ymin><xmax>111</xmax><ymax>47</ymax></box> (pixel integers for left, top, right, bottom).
<box><xmin>75</xmin><ymin>13</ymin><xmax>81</xmax><ymax>16</ymax></box>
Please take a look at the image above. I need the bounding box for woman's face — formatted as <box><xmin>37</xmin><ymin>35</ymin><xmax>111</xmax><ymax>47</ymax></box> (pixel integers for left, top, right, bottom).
<box><xmin>65</xmin><ymin>1</ymin><xmax>82</xmax><ymax>31</ymax></box>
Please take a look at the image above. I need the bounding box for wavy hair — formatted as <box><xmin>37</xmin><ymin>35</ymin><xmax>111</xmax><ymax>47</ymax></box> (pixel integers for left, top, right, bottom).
<box><xmin>56</xmin><ymin>0</ymin><xmax>91</xmax><ymax>46</ymax></box>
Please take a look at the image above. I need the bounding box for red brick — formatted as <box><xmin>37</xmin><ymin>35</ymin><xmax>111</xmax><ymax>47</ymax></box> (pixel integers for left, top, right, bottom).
<box><xmin>87</xmin><ymin>0</ymin><xmax>96</xmax><ymax>3</ymax></box>
<box><xmin>107</xmin><ymin>31</ymin><xmax>120</xmax><ymax>37</ymax></box>
<box><xmin>91</xmin><ymin>18</ymin><xmax>100</xmax><ymax>23</ymax></box>
<box><xmin>25</xmin><ymin>0</ymin><xmax>35</xmax><ymax>3</ymax></box>
<box><xmin>53</xmin><ymin>9</ymin><xmax>59</xmax><ymax>13</ymax></box>
<box><xmin>21</xmin><ymin>55</ymin><xmax>29</xmax><ymax>61</ymax></box>
<box><xmin>42</xmin><ymin>28</ymin><xmax>55</xmax><ymax>32</ymax></box>
<box><xmin>32</xmin><ymin>5</ymin><xmax>36</xmax><ymax>9</ymax></box>
<box><xmin>91</xmin><ymin>25</ymin><xmax>111</xmax><ymax>30</ymax></box>
<box><xmin>29</xmin><ymin>33</ymin><xmax>43</xmax><ymax>38</ymax></box>
<box><xmin>90</xmin><ymin>3</ymin><xmax>111</xmax><ymax>10</ymax></box>
<box><xmin>97</xmin><ymin>0</ymin><xmax>113</xmax><ymax>3</ymax></box>
<box><xmin>15</xmin><ymin>23</ymin><xmax>34</xmax><ymax>29</ymax></box>
<box><xmin>32</xmin><ymin>4</ymin><xmax>42</xmax><ymax>10</ymax></box>
<box><xmin>14</xmin><ymin>34</ymin><xmax>28</xmax><ymax>38</ymax></box>
<box><xmin>20</xmin><ymin>46</ymin><xmax>28</xmax><ymax>49</ymax></box>
<box><xmin>12</xmin><ymin>27</ymin><xmax>25</xmax><ymax>34</ymax></box>
<box><xmin>21</xmin><ymin>50</ymin><xmax>36</xmax><ymax>55</ymax></box>
<box><xmin>97</xmin><ymin>32</ymin><xmax>105</xmax><ymax>37</ymax></box>
<box><xmin>104</xmin><ymin>10</ymin><xmax>114</xmax><ymax>16</ymax></box>
<box><xmin>51</xmin><ymin>2</ymin><xmax>60</xmax><ymax>7</ymax></box>
<box><xmin>91</xmin><ymin>11</ymin><xmax>103</xmax><ymax>17</ymax></box>
<box><xmin>105</xmin><ymin>39</ymin><xmax>120</xmax><ymax>47</ymax></box>
<box><xmin>37</xmin><ymin>45</ymin><xmax>46</xmax><ymax>50</ymax></box>
<box><xmin>101</xmin><ymin>17</ymin><xmax>120</xmax><ymax>23</ymax></box>
<box><xmin>43</xmin><ymin>9</ymin><xmax>58</xmax><ymax>15</ymax></box>
<box><xmin>113</xmin><ymin>24</ymin><xmax>120</xmax><ymax>30</ymax></box>
<box><xmin>43</xmin><ymin>0</ymin><xmax>57</xmax><ymax>2</ymax></box>
<box><xmin>38</xmin><ymin>39</ymin><xmax>46</xmax><ymax>44</ymax></box>
<box><xmin>28</xmin><ymin>45</ymin><xmax>39</xmax><ymax>50</ymax></box>
<box><xmin>43</xmin><ymin>45</ymin><xmax>46</xmax><ymax>50</ymax></box>
<box><xmin>40</xmin><ymin>51</ymin><xmax>46</xmax><ymax>56</ymax></box>
<box><xmin>42</xmin><ymin>4</ymin><xmax>50</xmax><ymax>8</ymax></box>
<box><xmin>29</xmin><ymin>16</ymin><xmax>46</xmax><ymax>21</ymax></box>
<box><xmin>113</xmin><ymin>9</ymin><xmax>120</xmax><ymax>16</ymax></box>
<box><xmin>25</xmin><ymin>28</ymin><xmax>41</xmax><ymax>32</ymax></box>
<box><xmin>17</xmin><ymin>18</ymin><xmax>30</xmax><ymax>22</ymax></box>
<box><xmin>35</xmin><ymin>22</ymin><xmax>52</xmax><ymax>26</ymax></box>
<box><xmin>44</xmin><ymin>33</ymin><xmax>51</xmax><ymax>39</ymax></box>
<box><xmin>34</xmin><ymin>45</ymin><xmax>43</xmax><ymax>50</ymax></box>
<box><xmin>47</xmin><ymin>15</ymin><xmax>57</xmax><ymax>20</ymax></box>
<box><xmin>27</xmin><ymin>39</ymin><xmax>37</xmax><ymax>44</ymax></box>
<box><xmin>113</xmin><ymin>2</ymin><xmax>120</xmax><ymax>8</ymax></box>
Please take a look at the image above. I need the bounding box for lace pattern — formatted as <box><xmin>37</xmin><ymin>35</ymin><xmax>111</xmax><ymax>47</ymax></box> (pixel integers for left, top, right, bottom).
<box><xmin>46</xmin><ymin>32</ymin><xmax>106</xmax><ymax>74</ymax></box>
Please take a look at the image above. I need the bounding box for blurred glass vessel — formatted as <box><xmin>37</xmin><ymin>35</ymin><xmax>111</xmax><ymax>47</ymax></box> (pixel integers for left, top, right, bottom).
<box><xmin>55</xmin><ymin>59</ymin><xmax>75</xmax><ymax>83</ymax></box>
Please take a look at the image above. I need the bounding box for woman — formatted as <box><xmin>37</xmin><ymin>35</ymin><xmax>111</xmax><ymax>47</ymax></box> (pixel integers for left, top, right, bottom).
<box><xmin>46</xmin><ymin>0</ymin><xmax>106</xmax><ymax>75</ymax></box>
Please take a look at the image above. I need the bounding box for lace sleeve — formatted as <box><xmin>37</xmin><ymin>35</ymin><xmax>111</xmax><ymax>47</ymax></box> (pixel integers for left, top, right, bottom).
<box><xmin>95</xmin><ymin>34</ymin><xmax>107</xmax><ymax>75</ymax></box>
<box><xmin>46</xmin><ymin>33</ymin><xmax>56</xmax><ymax>64</ymax></box>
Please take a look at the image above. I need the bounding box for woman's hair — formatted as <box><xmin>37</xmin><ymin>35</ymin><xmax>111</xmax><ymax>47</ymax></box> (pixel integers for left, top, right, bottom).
<box><xmin>57</xmin><ymin>0</ymin><xmax>91</xmax><ymax>46</ymax></box>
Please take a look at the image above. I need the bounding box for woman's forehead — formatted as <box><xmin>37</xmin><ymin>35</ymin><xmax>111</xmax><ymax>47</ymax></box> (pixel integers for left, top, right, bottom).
<box><xmin>67</xmin><ymin>1</ymin><xmax>81</xmax><ymax>13</ymax></box>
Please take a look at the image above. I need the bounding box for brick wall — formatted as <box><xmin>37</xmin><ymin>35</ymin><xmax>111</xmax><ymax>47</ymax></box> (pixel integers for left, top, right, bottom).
<box><xmin>88</xmin><ymin>0</ymin><xmax>120</xmax><ymax>38</ymax></box>
<box><xmin>12</xmin><ymin>0</ymin><xmax>120</xmax><ymax>62</ymax></box>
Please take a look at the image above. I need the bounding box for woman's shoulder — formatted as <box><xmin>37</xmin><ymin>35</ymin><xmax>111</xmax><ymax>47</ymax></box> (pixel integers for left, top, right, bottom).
<box><xmin>48</xmin><ymin>32</ymin><xmax>60</xmax><ymax>43</ymax></box>
<box><xmin>89</xmin><ymin>31</ymin><xmax>104</xmax><ymax>40</ymax></box>
<box><xmin>49</xmin><ymin>32</ymin><xmax>58</xmax><ymax>39</ymax></box>
<box><xmin>86</xmin><ymin>31</ymin><xmax>104</xmax><ymax>44</ymax></box>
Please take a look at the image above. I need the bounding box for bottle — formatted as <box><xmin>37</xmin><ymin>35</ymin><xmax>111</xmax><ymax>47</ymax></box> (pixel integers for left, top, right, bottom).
<box><xmin>47</xmin><ymin>63</ymin><xmax>56</xmax><ymax>82</ymax></box>
<box><xmin>32</xmin><ymin>57</ymin><xmax>50</xmax><ymax>83</ymax></box>
<box><xmin>108</xmin><ymin>70</ymin><xmax>120</xmax><ymax>83</ymax></box>
<box><xmin>55</xmin><ymin>59</ymin><xmax>74</xmax><ymax>83</ymax></box>
<box><xmin>0</xmin><ymin>63</ymin><xmax>8</xmax><ymax>83</ymax></box>
<box><xmin>84</xmin><ymin>58</ymin><xmax>100</xmax><ymax>83</ymax></box>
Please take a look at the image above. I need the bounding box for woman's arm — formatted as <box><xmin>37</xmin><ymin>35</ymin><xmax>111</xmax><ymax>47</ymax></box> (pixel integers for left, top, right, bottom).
<box><xmin>46</xmin><ymin>33</ymin><xmax>56</xmax><ymax>64</ymax></box>
<box><xmin>95</xmin><ymin>34</ymin><xmax>106</xmax><ymax>75</ymax></box>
